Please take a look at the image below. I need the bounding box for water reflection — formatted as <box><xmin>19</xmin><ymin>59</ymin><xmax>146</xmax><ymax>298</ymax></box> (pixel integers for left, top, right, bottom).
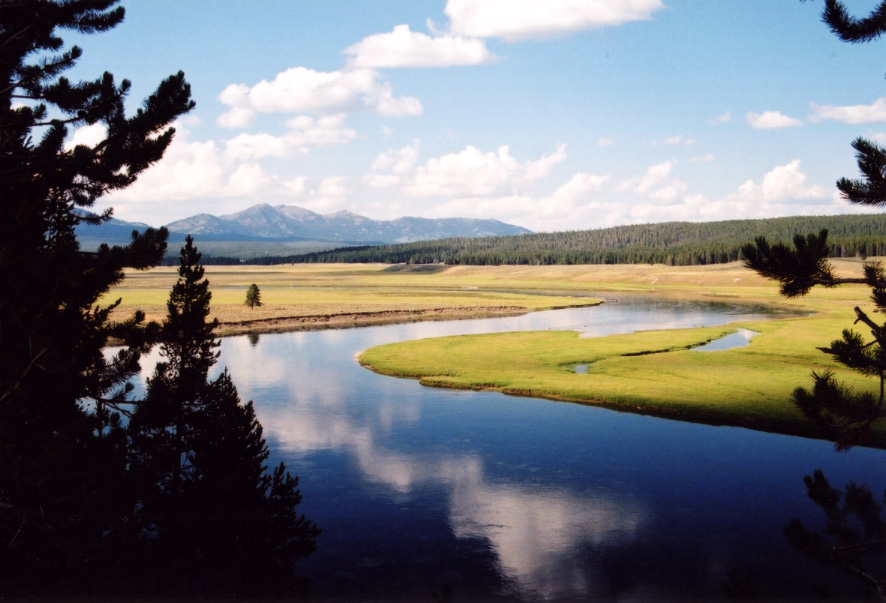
<box><xmin>225</xmin><ymin>332</ymin><xmax>647</xmax><ymax>598</ymax></box>
<box><xmin>117</xmin><ymin>298</ymin><xmax>885</xmax><ymax>599</ymax></box>
<box><xmin>692</xmin><ymin>328</ymin><xmax>759</xmax><ymax>352</ymax></box>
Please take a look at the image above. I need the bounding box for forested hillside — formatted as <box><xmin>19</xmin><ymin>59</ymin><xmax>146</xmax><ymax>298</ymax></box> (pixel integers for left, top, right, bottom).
<box><xmin>241</xmin><ymin>214</ymin><xmax>886</xmax><ymax>266</ymax></box>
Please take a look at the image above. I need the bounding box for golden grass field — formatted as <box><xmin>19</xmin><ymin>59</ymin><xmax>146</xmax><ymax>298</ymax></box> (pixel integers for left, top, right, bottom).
<box><xmin>107</xmin><ymin>259</ymin><xmax>884</xmax><ymax>443</ymax></box>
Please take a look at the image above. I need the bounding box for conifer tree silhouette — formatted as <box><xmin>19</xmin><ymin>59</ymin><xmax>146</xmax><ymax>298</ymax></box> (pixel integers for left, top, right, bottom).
<box><xmin>742</xmin><ymin>2</ymin><xmax>886</xmax><ymax>596</ymax></box>
<box><xmin>0</xmin><ymin>1</ymin><xmax>193</xmax><ymax>593</ymax></box>
<box><xmin>130</xmin><ymin>237</ymin><xmax>319</xmax><ymax>596</ymax></box>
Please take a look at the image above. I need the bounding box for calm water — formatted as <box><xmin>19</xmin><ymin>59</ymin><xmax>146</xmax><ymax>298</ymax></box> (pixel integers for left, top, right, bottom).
<box><xmin>137</xmin><ymin>297</ymin><xmax>884</xmax><ymax>600</ymax></box>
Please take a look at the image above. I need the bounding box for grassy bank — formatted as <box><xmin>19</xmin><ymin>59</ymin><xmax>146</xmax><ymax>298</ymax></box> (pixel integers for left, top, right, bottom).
<box><xmin>105</xmin><ymin>259</ymin><xmax>872</xmax><ymax>335</ymax></box>
<box><xmin>355</xmin><ymin>260</ymin><xmax>886</xmax><ymax>445</ymax></box>
<box><xmin>104</xmin><ymin>264</ymin><xmax>604</xmax><ymax>335</ymax></box>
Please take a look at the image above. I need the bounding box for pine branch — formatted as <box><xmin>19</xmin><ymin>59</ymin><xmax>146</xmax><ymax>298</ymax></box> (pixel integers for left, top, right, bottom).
<box><xmin>823</xmin><ymin>0</ymin><xmax>886</xmax><ymax>43</ymax></box>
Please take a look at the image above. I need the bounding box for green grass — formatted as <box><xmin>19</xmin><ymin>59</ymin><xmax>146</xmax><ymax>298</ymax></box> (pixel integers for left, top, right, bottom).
<box><xmin>358</xmin><ymin>295</ymin><xmax>885</xmax><ymax>444</ymax></box>
<box><xmin>105</xmin><ymin>264</ymin><xmax>602</xmax><ymax>330</ymax></box>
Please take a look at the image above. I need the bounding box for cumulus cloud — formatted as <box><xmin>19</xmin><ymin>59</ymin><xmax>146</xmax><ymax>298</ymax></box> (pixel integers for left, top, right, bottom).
<box><xmin>424</xmin><ymin>171</ymin><xmax>609</xmax><ymax>232</ymax></box>
<box><xmin>228</xmin><ymin>163</ymin><xmax>272</xmax><ymax>196</ymax></box>
<box><xmin>810</xmin><ymin>98</ymin><xmax>886</xmax><ymax>124</ymax></box>
<box><xmin>301</xmin><ymin>176</ymin><xmax>353</xmax><ymax>213</ymax></box>
<box><xmin>618</xmin><ymin>160</ymin><xmax>686</xmax><ymax>202</ymax></box>
<box><xmin>105</xmin><ymin>123</ymin><xmax>315</xmax><ymax>222</ymax></box>
<box><xmin>223</xmin><ymin>114</ymin><xmax>357</xmax><ymax>161</ymax></box>
<box><xmin>64</xmin><ymin>123</ymin><xmax>107</xmax><ymax>150</ymax></box>
<box><xmin>597</xmin><ymin>137</ymin><xmax>615</xmax><ymax>147</ymax></box>
<box><xmin>111</xmin><ymin>126</ymin><xmax>226</xmax><ymax>202</ymax></box>
<box><xmin>401</xmin><ymin>144</ymin><xmax>567</xmax><ymax>197</ymax></box>
<box><xmin>746</xmin><ymin>110</ymin><xmax>803</xmax><ymax>129</ymax></box>
<box><xmin>549</xmin><ymin>172</ymin><xmax>609</xmax><ymax>204</ymax></box>
<box><xmin>445</xmin><ymin>0</ymin><xmax>664</xmax><ymax>40</ymax></box>
<box><xmin>733</xmin><ymin>159</ymin><xmax>827</xmax><ymax>203</ymax></box>
<box><xmin>217</xmin><ymin>66</ymin><xmax>421</xmax><ymax>126</ymax></box>
<box><xmin>345</xmin><ymin>24</ymin><xmax>496</xmax><ymax>68</ymax></box>
<box><xmin>366</xmin><ymin>141</ymin><xmax>421</xmax><ymax>188</ymax></box>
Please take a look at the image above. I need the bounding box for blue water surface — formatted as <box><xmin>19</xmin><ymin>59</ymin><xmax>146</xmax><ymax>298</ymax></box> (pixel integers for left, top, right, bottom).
<box><xmin>135</xmin><ymin>297</ymin><xmax>884</xmax><ymax>600</ymax></box>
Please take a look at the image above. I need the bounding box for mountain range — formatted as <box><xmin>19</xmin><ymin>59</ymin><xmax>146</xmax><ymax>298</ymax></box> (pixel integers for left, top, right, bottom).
<box><xmin>75</xmin><ymin>204</ymin><xmax>531</xmax><ymax>256</ymax></box>
<box><xmin>163</xmin><ymin>203</ymin><xmax>531</xmax><ymax>243</ymax></box>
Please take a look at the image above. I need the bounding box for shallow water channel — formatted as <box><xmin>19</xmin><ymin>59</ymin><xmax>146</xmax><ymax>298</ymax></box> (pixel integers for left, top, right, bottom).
<box><xmin>140</xmin><ymin>296</ymin><xmax>884</xmax><ymax>600</ymax></box>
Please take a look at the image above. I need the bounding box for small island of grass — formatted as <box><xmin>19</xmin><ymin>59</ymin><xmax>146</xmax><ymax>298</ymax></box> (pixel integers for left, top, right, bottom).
<box><xmin>358</xmin><ymin>310</ymin><xmax>885</xmax><ymax>446</ymax></box>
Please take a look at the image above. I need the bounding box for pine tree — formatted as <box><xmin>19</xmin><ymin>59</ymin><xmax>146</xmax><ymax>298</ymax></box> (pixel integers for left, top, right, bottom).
<box><xmin>245</xmin><ymin>282</ymin><xmax>262</xmax><ymax>309</ymax></box>
<box><xmin>0</xmin><ymin>1</ymin><xmax>193</xmax><ymax>594</ymax></box>
<box><xmin>742</xmin><ymin>2</ymin><xmax>886</xmax><ymax>595</ymax></box>
<box><xmin>742</xmin><ymin>0</ymin><xmax>886</xmax><ymax>450</ymax></box>
<box><xmin>131</xmin><ymin>237</ymin><xmax>319</xmax><ymax>597</ymax></box>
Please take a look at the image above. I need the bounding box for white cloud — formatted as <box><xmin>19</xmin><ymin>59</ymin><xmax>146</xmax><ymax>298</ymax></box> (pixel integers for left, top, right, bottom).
<box><xmin>282</xmin><ymin>176</ymin><xmax>307</xmax><ymax>195</ymax></box>
<box><xmin>217</xmin><ymin>66</ymin><xmax>422</xmax><ymax>124</ymax></box>
<box><xmin>549</xmin><ymin>172</ymin><xmax>609</xmax><ymax>204</ymax></box>
<box><xmin>111</xmin><ymin>126</ymin><xmax>226</xmax><ymax>202</ymax></box>
<box><xmin>364</xmin><ymin>173</ymin><xmax>402</xmax><ymax>188</ymax></box>
<box><xmin>370</xmin><ymin>141</ymin><xmax>420</xmax><ymax>174</ymax></box>
<box><xmin>224</xmin><ymin>132</ymin><xmax>291</xmax><ymax>161</ymax></box>
<box><xmin>216</xmin><ymin>106</ymin><xmax>255</xmax><ymax>129</ymax></box>
<box><xmin>619</xmin><ymin>160</ymin><xmax>680</xmax><ymax>194</ymax></box>
<box><xmin>105</xmin><ymin>124</ymin><xmax>312</xmax><ymax>222</ymax></box>
<box><xmin>709</xmin><ymin>111</ymin><xmax>731</xmax><ymax>125</ymax></box>
<box><xmin>615</xmin><ymin>161</ymin><xmax>688</xmax><ymax>207</ymax></box>
<box><xmin>302</xmin><ymin>176</ymin><xmax>353</xmax><ymax>213</ymax></box>
<box><xmin>284</xmin><ymin>114</ymin><xmax>359</xmax><ymax>148</ymax></box>
<box><xmin>810</xmin><ymin>98</ymin><xmax>886</xmax><ymax>124</ymax></box>
<box><xmin>445</xmin><ymin>0</ymin><xmax>665</xmax><ymax>40</ymax></box>
<box><xmin>345</xmin><ymin>24</ymin><xmax>496</xmax><ymax>68</ymax></box>
<box><xmin>371</xmin><ymin>81</ymin><xmax>423</xmax><ymax>116</ymax></box>
<box><xmin>664</xmin><ymin>136</ymin><xmax>695</xmax><ymax>146</ymax></box>
<box><xmin>733</xmin><ymin>159</ymin><xmax>826</xmax><ymax>203</ymax></box>
<box><xmin>402</xmin><ymin>144</ymin><xmax>567</xmax><ymax>197</ymax></box>
<box><xmin>746</xmin><ymin>111</ymin><xmax>803</xmax><ymax>129</ymax></box>
<box><xmin>689</xmin><ymin>154</ymin><xmax>716</xmax><ymax>163</ymax></box>
<box><xmin>220</xmin><ymin>115</ymin><xmax>357</xmax><ymax>162</ymax></box>
<box><xmin>227</xmin><ymin>163</ymin><xmax>271</xmax><ymax>195</ymax></box>
<box><xmin>596</xmin><ymin>137</ymin><xmax>615</xmax><ymax>147</ymax></box>
<box><xmin>421</xmin><ymin>171</ymin><xmax>609</xmax><ymax>232</ymax></box>
<box><xmin>64</xmin><ymin>123</ymin><xmax>107</xmax><ymax>150</ymax></box>
<box><xmin>314</xmin><ymin>175</ymin><xmax>351</xmax><ymax>199</ymax></box>
<box><xmin>524</xmin><ymin>144</ymin><xmax>567</xmax><ymax>180</ymax></box>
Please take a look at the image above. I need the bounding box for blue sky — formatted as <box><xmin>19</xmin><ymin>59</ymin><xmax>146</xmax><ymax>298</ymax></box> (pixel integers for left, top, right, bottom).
<box><xmin>65</xmin><ymin>0</ymin><xmax>886</xmax><ymax>231</ymax></box>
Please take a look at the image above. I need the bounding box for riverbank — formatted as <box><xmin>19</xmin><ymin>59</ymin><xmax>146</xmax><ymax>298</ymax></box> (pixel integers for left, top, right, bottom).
<box><xmin>106</xmin><ymin>260</ymin><xmax>868</xmax><ymax>337</ymax></box>
<box><xmin>107</xmin><ymin>260</ymin><xmax>886</xmax><ymax>444</ymax></box>
<box><xmin>350</xmin><ymin>260</ymin><xmax>886</xmax><ymax>446</ymax></box>
<box><xmin>213</xmin><ymin>304</ymin><xmax>599</xmax><ymax>336</ymax></box>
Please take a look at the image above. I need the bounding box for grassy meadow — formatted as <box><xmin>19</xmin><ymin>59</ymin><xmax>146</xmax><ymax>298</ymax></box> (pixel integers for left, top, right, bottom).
<box><xmin>105</xmin><ymin>263</ymin><xmax>605</xmax><ymax>334</ymax></box>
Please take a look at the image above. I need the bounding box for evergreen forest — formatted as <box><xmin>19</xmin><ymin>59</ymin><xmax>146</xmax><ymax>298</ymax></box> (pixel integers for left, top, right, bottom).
<box><xmin>244</xmin><ymin>214</ymin><xmax>886</xmax><ymax>266</ymax></box>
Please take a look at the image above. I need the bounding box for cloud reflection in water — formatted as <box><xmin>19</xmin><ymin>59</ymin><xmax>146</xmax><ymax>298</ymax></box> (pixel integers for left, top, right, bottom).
<box><xmin>222</xmin><ymin>334</ymin><xmax>647</xmax><ymax>599</ymax></box>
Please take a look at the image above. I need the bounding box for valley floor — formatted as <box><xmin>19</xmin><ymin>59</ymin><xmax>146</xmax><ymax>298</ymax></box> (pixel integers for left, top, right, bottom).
<box><xmin>107</xmin><ymin>259</ymin><xmax>885</xmax><ymax>445</ymax></box>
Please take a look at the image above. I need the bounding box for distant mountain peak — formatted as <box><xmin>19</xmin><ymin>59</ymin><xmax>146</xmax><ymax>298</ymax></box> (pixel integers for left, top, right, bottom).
<box><xmin>163</xmin><ymin>203</ymin><xmax>532</xmax><ymax>244</ymax></box>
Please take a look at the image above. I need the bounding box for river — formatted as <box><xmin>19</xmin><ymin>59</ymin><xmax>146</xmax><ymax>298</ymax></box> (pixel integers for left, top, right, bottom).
<box><xmin>136</xmin><ymin>295</ymin><xmax>885</xmax><ymax>600</ymax></box>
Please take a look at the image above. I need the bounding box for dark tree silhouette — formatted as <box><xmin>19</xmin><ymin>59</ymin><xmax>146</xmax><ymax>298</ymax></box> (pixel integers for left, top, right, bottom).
<box><xmin>0</xmin><ymin>1</ymin><xmax>193</xmax><ymax>594</ymax></box>
<box><xmin>742</xmin><ymin>2</ymin><xmax>886</xmax><ymax>597</ymax></box>
<box><xmin>742</xmin><ymin>0</ymin><xmax>886</xmax><ymax>450</ymax></box>
<box><xmin>245</xmin><ymin>282</ymin><xmax>262</xmax><ymax>309</ymax></box>
<box><xmin>130</xmin><ymin>237</ymin><xmax>319</xmax><ymax>597</ymax></box>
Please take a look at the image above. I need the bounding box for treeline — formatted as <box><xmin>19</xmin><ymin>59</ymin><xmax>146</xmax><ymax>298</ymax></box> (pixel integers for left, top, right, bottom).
<box><xmin>218</xmin><ymin>214</ymin><xmax>886</xmax><ymax>266</ymax></box>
